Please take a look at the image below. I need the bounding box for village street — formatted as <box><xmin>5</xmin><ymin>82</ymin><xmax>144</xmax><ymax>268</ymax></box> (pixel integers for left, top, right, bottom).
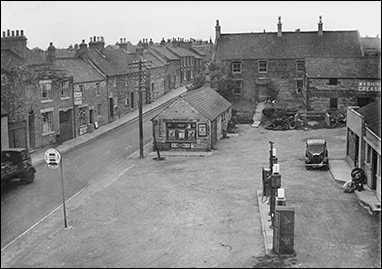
<box><xmin>1</xmin><ymin>125</ymin><xmax>380</xmax><ymax>268</ymax></box>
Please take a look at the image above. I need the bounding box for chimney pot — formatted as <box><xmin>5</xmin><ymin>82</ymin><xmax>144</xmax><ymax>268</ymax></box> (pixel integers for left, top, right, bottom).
<box><xmin>124</xmin><ymin>38</ymin><xmax>126</xmax><ymax>43</ymax></box>
<box><xmin>120</xmin><ymin>38</ymin><xmax>123</xmax><ymax>43</ymax></box>
<box><xmin>11</xmin><ymin>30</ymin><xmax>15</xmax><ymax>36</ymax></box>
<box><xmin>7</xmin><ymin>29</ymin><xmax>10</xmax><ymax>37</ymax></box>
<box><xmin>2</xmin><ymin>31</ymin><xmax>5</xmax><ymax>37</ymax></box>
<box><xmin>21</xmin><ymin>30</ymin><xmax>24</xmax><ymax>36</ymax></box>
<box><xmin>277</xmin><ymin>16</ymin><xmax>282</xmax><ymax>37</ymax></box>
<box><xmin>16</xmin><ymin>30</ymin><xmax>19</xmax><ymax>36</ymax></box>
<box><xmin>93</xmin><ymin>36</ymin><xmax>96</xmax><ymax>42</ymax></box>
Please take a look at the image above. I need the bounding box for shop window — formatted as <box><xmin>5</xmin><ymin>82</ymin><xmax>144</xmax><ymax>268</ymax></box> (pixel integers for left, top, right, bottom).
<box><xmin>232</xmin><ymin>62</ymin><xmax>242</xmax><ymax>74</ymax></box>
<box><xmin>41</xmin><ymin>110</ymin><xmax>53</xmax><ymax>134</ymax></box>
<box><xmin>166</xmin><ymin>122</ymin><xmax>196</xmax><ymax>141</ymax></box>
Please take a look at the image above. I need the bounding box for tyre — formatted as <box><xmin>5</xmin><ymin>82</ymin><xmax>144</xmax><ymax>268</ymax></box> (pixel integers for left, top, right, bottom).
<box><xmin>21</xmin><ymin>168</ymin><xmax>35</xmax><ymax>183</ymax></box>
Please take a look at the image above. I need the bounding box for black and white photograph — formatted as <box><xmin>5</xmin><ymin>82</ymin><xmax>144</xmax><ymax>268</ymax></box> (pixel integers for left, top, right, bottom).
<box><xmin>1</xmin><ymin>1</ymin><xmax>381</xmax><ymax>268</ymax></box>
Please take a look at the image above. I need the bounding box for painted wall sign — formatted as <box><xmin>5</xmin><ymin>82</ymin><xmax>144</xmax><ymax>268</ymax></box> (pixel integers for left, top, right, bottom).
<box><xmin>358</xmin><ymin>81</ymin><xmax>381</xmax><ymax>92</ymax></box>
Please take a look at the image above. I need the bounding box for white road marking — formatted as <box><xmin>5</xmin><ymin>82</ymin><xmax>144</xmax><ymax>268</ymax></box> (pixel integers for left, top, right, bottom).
<box><xmin>1</xmin><ymin>187</ymin><xmax>86</xmax><ymax>252</ymax></box>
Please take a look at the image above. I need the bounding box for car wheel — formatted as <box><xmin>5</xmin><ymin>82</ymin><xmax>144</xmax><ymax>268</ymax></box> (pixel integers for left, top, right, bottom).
<box><xmin>22</xmin><ymin>168</ymin><xmax>35</xmax><ymax>183</ymax></box>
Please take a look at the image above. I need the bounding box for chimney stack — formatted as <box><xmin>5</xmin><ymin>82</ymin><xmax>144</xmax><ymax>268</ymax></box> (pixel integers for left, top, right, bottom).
<box><xmin>215</xmin><ymin>19</ymin><xmax>221</xmax><ymax>42</ymax></box>
<box><xmin>46</xmin><ymin>42</ymin><xmax>56</xmax><ymax>63</ymax></box>
<box><xmin>89</xmin><ymin>36</ymin><xmax>105</xmax><ymax>52</ymax></box>
<box><xmin>1</xmin><ymin>29</ymin><xmax>27</xmax><ymax>58</ymax></box>
<box><xmin>118</xmin><ymin>37</ymin><xmax>128</xmax><ymax>50</ymax></box>
<box><xmin>318</xmin><ymin>15</ymin><xmax>323</xmax><ymax>36</ymax></box>
<box><xmin>277</xmin><ymin>16</ymin><xmax>282</xmax><ymax>37</ymax></box>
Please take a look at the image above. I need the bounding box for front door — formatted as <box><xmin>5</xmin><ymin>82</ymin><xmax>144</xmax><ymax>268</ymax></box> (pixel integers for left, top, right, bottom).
<box><xmin>59</xmin><ymin>109</ymin><xmax>73</xmax><ymax>142</ymax></box>
<box><xmin>109</xmin><ymin>97</ymin><xmax>114</xmax><ymax>120</ymax></box>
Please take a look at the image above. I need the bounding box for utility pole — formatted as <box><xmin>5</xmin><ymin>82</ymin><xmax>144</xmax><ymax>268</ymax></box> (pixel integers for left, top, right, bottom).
<box><xmin>138</xmin><ymin>58</ymin><xmax>144</xmax><ymax>158</ymax></box>
<box><xmin>128</xmin><ymin>56</ymin><xmax>150</xmax><ymax>158</ymax></box>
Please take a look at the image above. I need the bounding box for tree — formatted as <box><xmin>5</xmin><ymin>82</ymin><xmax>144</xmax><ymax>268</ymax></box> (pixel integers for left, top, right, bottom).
<box><xmin>207</xmin><ymin>60</ymin><xmax>235</xmax><ymax>101</ymax></box>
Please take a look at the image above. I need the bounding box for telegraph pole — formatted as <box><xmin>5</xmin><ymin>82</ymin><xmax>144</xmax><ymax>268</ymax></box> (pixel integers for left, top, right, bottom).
<box><xmin>128</xmin><ymin>55</ymin><xmax>150</xmax><ymax>158</ymax></box>
<box><xmin>138</xmin><ymin>58</ymin><xmax>144</xmax><ymax>158</ymax></box>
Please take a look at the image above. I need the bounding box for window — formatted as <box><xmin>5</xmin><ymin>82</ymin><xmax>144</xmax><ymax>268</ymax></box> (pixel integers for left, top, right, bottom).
<box><xmin>97</xmin><ymin>103</ymin><xmax>102</xmax><ymax>116</ymax></box>
<box><xmin>41</xmin><ymin>110</ymin><xmax>53</xmax><ymax>134</ymax></box>
<box><xmin>296</xmin><ymin>61</ymin><xmax>305</xmax><ymax>72</ymax></box>
<box><xmin>96</xmin><ymin>82</ymin><xmax>100</xmax><ymax>96</ymax></box>
<box><xmin>258</xmin><ymin>61</ymin><xmax>268</xmax><ymax>73</ymax></box>
<box><xmin>296</xmin><ymin>80</ymin><xmax>303</xmax><ymax>93</ymax></box>
<box><xmin>79</xmin><ymin>107</ymin><xmax>86</xmax><ymax>126</ymax></box>
<box><xmin>59</xmin><ymin>81</ymin><xmax>70</xmax><ymax>98</ymax></box>
<box><xmin>79</xmin><ymin>84</ymin><xmax>84</xmax><ymax>99</ymax></box>
<box><xmin>330</xmin><ymin>98</ymin><xmax>338</xmax><ymax>109</ymax></box>
<box><xmin>233</xmin><ymin>80</ymin><xmax>243</xmax><ymax>95</ymax></box>
<box><xmin>328</xmin><ymin>78</ymin><xmax>338</xmax><ymax>85</ymax></box>
<box><xmin>232</xmin><ymin>62</ymin><xmax>242</xmax><ymax>73</ymax></box>
<box><xmin>365</xmin><ymin>144</ymin><xmax>372</xmax><ymax>164</ymax></box>
<box><xmin>40</xmin><ymin>80</ymin><xmax>52</xmax><ymax>100</ymax></box>
<box><xmin>166</xmin><ymin>122</ymin><xmax>196</xmax><ymax>141</ymax></box>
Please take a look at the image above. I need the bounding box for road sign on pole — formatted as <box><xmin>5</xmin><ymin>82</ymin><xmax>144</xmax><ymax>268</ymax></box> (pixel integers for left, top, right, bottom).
<box><xmin>44</xmin><ymin>148</ymin><xmax>61</xmax><ymax>166</ymax></box>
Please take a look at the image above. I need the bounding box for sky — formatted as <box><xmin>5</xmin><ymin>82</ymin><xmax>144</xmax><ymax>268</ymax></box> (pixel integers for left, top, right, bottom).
<box><xmin>1</xmin><ymin>1</ymin><xmax>381</xmax><ymax>49</ymax></box>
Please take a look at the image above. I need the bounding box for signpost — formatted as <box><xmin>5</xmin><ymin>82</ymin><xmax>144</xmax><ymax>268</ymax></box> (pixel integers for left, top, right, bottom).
<box><xmin>44</xmin><ymin>148</ymin><xmax>68</xmax><ymax>228</ymax></box>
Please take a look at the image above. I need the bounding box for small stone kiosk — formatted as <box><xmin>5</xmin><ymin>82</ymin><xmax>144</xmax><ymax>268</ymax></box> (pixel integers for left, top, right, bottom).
<box><xmin>151</xmin><ymin>85</ymin><xmax>232</xmax><ymax>151</ymax></box>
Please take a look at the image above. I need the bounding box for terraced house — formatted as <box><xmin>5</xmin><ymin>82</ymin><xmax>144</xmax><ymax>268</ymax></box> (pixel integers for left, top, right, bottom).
<box><xmin>213</xmin><ymin>16</ymin><xmax>381</xmax><ymax>114</ymax></box>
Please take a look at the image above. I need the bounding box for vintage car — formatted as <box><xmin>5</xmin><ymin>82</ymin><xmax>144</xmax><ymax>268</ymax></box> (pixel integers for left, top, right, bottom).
<box><xmin>304</xmin><ymin>138</ymin><xmax>329</xmax><ymax>169</ymax></box>
<box><xmin>1</xmin><ymin>148</ymin><xmax>36</xmax><ymax>188</ymax></box>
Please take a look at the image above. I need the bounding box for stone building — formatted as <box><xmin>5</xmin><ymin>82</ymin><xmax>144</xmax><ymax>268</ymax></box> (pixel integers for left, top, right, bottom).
<box><xmin>305</xmin><ymin>57</ymin><xmax>381</xmax><ymax>111</ymax></box>
<box><xmin>151</xmin><ymin>85</ymin><xmax>232</xmax><ymax>151</ymax></box>
<box><xmin>213</xmin><ymin>16</ymin><xmax>374</xmax><ymax>113</ymax></box>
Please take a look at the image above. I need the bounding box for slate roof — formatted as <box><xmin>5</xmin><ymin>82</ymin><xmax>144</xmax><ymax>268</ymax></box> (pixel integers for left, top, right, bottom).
<box><xmin>141</xmin><ymin>50</ymin><xmax>166</xmax><ymax>69</ymax></box>
<box><xmin>1</xmin><ymin>48</ymin><xmax>45</xmax><ymax>69</ymax></box>
<box><xmin>54</xmin><ymin>58</ymin><xmax>105</xmax><ymax>84</ymax></box>
<box><xmin>181</xmin><ymin>85</ymin><xmax>232</xmax><ymax>120</ymax></box>
<box><xmin>150</xmin><ymin>46</ymin><xmax>179</xmax><ymax>61</ymax></box>
<box><xmin>56</xmin><ymin>49</ymin><xmax>78</xmax><ymax>58</ymax></box>
<box><xmin>85</xmin><ymin>49</ymin><xmax>138</xmax><ymax>76</ymax></box>
<box><xmin>166</xmin><ymin>46</ymin><xmax>201</xmax><ymax>58</ymax></box>
<box><xmin>215</xmin><ymin>31</ymin><xmax>363</xmax><ymax>60</ymax></box>
<box><xmin>305</xmin><ymin>57</ymin><xmax>381</xmax><ymax>79</ymax></box>
<box><xmin>357</xmin><ymin>99</ymin><xmax>381</xmax><ymax>138</ymax></box>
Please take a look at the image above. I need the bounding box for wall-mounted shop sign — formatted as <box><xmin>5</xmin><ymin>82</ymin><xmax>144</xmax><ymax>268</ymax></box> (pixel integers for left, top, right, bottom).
<box><xmin>358</xmin><ymin>81</ymin><xmax>381</xmax><ymax>92</ymax></box>
<box><xmin>74</xmin><ymin>91</ymin><xmax>83</xmax><ymax>105</ymax></box>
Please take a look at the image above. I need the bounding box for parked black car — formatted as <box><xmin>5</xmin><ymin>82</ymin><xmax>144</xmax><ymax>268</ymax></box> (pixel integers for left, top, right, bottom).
<box><xmin>1</xmin><ymin>148</ymin><xmax>36</xmax><ymax>188</ymax></box>
<box><xmin>305</xmin><ymin>138</ymin><xmax>329</xmax><ymax>170</ymax></box>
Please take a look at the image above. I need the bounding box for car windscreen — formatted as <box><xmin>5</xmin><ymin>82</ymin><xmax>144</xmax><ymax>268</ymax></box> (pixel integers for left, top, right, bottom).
<box><xmin>307</xmin><ymin>144</ymin><xmax>325</xmax><ymax>153</ymax></box>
